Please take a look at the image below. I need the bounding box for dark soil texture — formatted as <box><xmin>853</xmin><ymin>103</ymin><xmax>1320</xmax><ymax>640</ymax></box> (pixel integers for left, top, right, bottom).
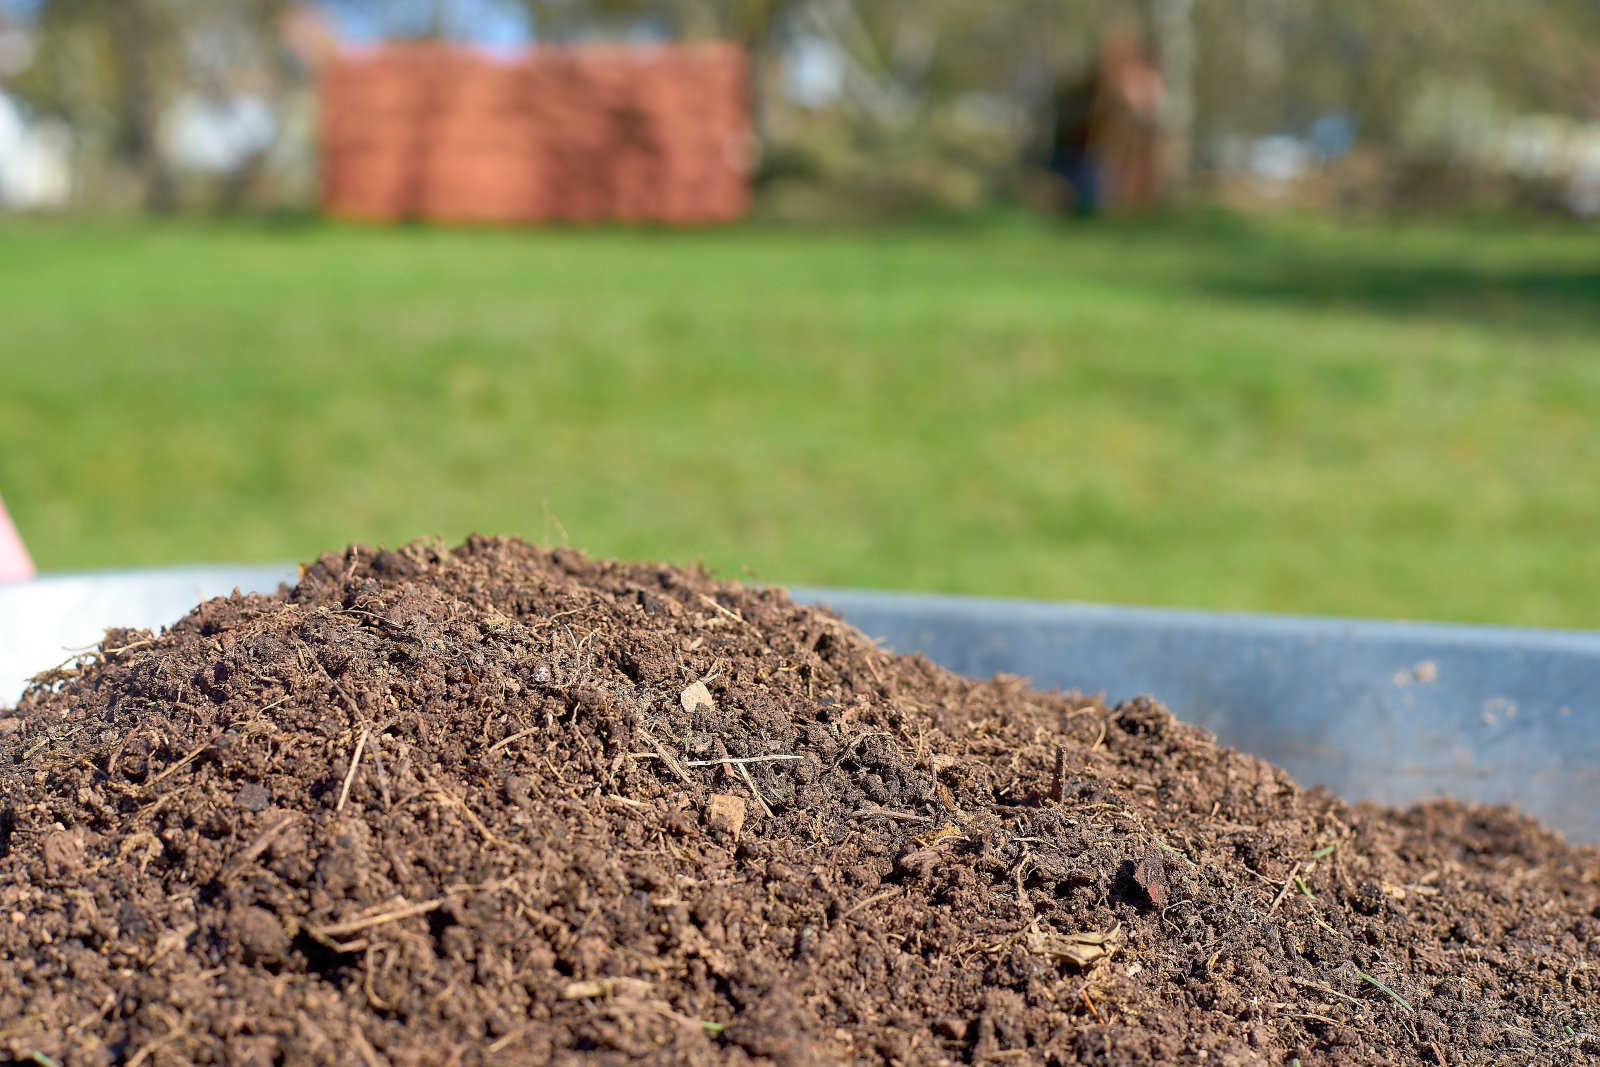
<box><xmin>2</xmin><ymin>537</ymin><xmax>1596</xmax><ymax>1066</ymax></box>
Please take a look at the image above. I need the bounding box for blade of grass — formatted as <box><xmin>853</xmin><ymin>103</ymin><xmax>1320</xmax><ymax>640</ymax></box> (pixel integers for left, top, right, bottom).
<box><xmin>1355</xmin><ymin>968</ymin><xmax>1414</xmax><ymax>1013</ymax></box>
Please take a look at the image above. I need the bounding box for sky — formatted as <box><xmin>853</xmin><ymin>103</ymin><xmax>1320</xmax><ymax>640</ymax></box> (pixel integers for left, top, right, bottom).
<box><xmin>319</xmin><ymin>0</ymin><xmax>533</xmax><ymax>48</ymax></box>
<box><xmin>0</xmin><ymin>1</ymin><xmax>536</xmax><ymax>48</ymax></box>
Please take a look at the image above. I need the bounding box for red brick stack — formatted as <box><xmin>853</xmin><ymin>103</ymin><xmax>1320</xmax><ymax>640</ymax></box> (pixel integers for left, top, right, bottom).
<box><xmin>320</xmin><ymin>43</ymin><xmax>749</xmax><ymax>224</ymax></box>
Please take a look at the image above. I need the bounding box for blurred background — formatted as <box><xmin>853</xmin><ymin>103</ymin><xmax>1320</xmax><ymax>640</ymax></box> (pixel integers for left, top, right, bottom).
<box><xmin>0</xmin><ymin>0</ymin><xmax>1596</xmax><ymax>626</ymax></box>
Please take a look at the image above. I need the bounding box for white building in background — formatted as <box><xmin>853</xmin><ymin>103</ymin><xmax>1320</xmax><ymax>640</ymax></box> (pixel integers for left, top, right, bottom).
<box><xmin>0</xmin><ymin>92</ymin><xmax>71</xmax><ymax>210</ymax></box>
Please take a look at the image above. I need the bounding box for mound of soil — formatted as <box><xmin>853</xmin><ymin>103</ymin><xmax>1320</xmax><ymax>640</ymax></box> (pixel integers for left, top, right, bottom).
<box><xmin>2</xmin><ymin>537</ymin><xmax>1596</xmax><ymax>1066</ymax></box>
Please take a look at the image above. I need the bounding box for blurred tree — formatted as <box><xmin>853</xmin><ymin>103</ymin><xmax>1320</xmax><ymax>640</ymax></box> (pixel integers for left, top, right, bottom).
<box><xmin>16</xmin><ymin>0</ymin><xmax>289</xmax><ymax>210</ymax></box>
<box><xmin>112</xmin><ymin>0</ymin><xmax>173</xmax><ymax>210</ymax></box>
<box><xmin>1150</xmin><ymin>0</ymin><xmax>1193</xmax><ymax>190</ymax></box>
<box><xmin>16</xmin><ymin>0</ymin><xmax>175</xmax><ymax>209</ymax></box>
<box><xmin>6</xmin><ymin>0</ymin><xmax>1598</xmax><ymax>213</ymax></box>
<box><xmin>1191</xmin><ymin>0</ymin><xmax>1600</xmax><ymax>145</ymax></box>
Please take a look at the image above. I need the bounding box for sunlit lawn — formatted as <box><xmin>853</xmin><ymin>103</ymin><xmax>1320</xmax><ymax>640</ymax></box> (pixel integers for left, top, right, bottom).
<box><xmin>2</xmin><ymin>210</ymin><xmax>1596</xmax><ymax>626</ymax></box>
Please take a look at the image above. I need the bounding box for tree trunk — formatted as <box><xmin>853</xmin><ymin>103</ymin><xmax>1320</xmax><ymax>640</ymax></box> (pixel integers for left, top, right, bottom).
<box><xmin>1149</xmin><ymin>0</ymin><xmax>1194</xmax><ymax>197</ymax></box>
<box><xmin>114</xmin><ymin>0</ymin><xmax>177</xmax><ymax>212</ymax></box>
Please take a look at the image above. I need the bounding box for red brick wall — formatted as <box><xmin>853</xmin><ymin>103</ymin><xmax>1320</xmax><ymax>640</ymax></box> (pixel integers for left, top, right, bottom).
<box><xmin>320</xmin><ymin>43</ymin><xmax>750</xmax><ymax>224</ymax></box>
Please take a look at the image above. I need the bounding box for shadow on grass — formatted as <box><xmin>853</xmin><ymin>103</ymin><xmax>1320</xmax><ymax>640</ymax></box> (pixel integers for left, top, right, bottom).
<box><xmin>944</xmin><ymin>205</ymin><xmax>1600</xmax><ymax>334</ymax></box>
<box><xmin>1155</xmin><ymin>211</ymin><xmax>1600</xmax><ymax>333</ymax></box>
<box><xmin>1201</xmin><ymin>258</ymin><xmax>1600</xmax><ymax>330</ymax></box>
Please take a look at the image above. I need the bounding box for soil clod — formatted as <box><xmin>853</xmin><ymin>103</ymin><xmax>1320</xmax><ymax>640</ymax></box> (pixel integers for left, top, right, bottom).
<box><xmin>1131</xmin><ymin>845</ymin><xmax>1170</xmax><ymax>908</ymax></box>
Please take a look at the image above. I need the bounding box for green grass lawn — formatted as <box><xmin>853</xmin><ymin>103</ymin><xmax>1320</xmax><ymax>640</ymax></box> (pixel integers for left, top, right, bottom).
<box><xmin>2</xmin><ymin>211</ymin><xmax>1596</xmax><ymax>627</ymax></box>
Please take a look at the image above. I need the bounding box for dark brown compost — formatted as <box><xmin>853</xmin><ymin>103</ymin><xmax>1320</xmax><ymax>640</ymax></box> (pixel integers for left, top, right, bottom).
<box><xmin>2</xmin><ymin>538</ymin><xmax>1596</xmax><ymax>1065</ymax></box>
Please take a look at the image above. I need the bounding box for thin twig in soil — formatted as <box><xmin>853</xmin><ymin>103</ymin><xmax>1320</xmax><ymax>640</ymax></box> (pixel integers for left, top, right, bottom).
<box><xmin>1089</xmin><ymin>720</ymin><xmax>1108</xmax><ymax>751</ymax></box>
<box><xmin>851</xmin><ymin>806</ymin><xmax>932</xmax><ymax>823</ymax></box>
<box><xmin>127</xmin><ymin>791</ymin><xmax>182</xmax><ymax>829</ymax></box>
<box><xmin>103</xmin><ymin>637</ymin><xmax>157</xmax><ymax>656</ymax></box>
<box><xmin>428</xmin><ymin>786</ymin><xmax>505</xmax><ymax>849</ymax></box>
<box><xmin>486</xmin><ymin>1029</ymin><xmax>529</xmax><ymax>1054</ymax></box>
<box><xmin>1014</xmin><ymin>850</ymin><xmax>1033</xmax><ymax>911</ymax></box>
<box><xmin>125</xmin><ymin>1028</ymin><xmax>184</xmax><ymax>1067</ymax></box>
<box><xmin>487</xmin><ymin>726</ymin><xmax>541</xmax><ymax>753</ymax></box>
<box><xmin>838</xmin><ymin>887</ymin><xmax>901</xmax><ymax>922</ymax></box>
<box><xmin>362</xmin><ymin>944</ymin><xmax>394</xmax><ymax>1012</ymax></box>
<box><xmin>863</xmin><ymin>652</ymin><xmax>885</xmax><ymax>688</ymax></box>
<box><xmin>365</xmin><ymin>731</ymin><xmax>393</xmax><ymax>809</ymax></box>
<box><xmin>1269</xmin><ymin>863</ymin><xmax>1301</xmax><ymax>914</ymax></box>
<box><xmin>697</xmin><ymin>593</ymin><xmax>751</xmax><ymax>628</ymax></box>
<box><xmin>349</xmin><ymin>1028</ymin><xmax>385</xmax><ymax>1067</ymax></box>
<box><xmin>1355</xmin><ymin>968</ymin><xmax>1414</xmax><ymax>1013</ymax></box>
<box><xmin>313</xmin><ymin>896</ymin><xmax>450</xmax><ymax>940</ymax></box>
<box><xmin>1307</xmin><ymin>911</ymin><xmax>1341</xmax><ymax>937</ymax></box>
<box><xmin>1287</xmin><ymin>976</ymin><xmax>1362</xmax><ymax>1008</ymax></box>
<box><xmin>644</xmin><ymin>999</ymin><xmax>727</xmax><ymax>1033</ymax></box>
<box><xmin>1236</xmin><ymin>864</ymin><xmax>1283</xmax><ymax>890</ymax></box>
<box><xmin>336</xmin><ymin>727</ymin><xmax>370</xmax><ymax>813</ymax></box>
<box><xmin>735</xmin><ymin>760</ymin><xmax>775</xmax><ymax>819</ymax></box>
<box><xmin>65</xmin><ymin>992</ymin><xmax>117</xmax><ymax>1037</ymax></box>
<box><xmin>218</xmin><ymin>813</ymin><xmax>301</xmax><ymax>882</ymax></box>
<box><xmin>250</xmin><ymin>694</ymin><xmax>292</xmax><ymax>720</ymax></box>
<box><xmin>636</xmin><ymin>729</ymin><xmax>692</xmax><ymax>784</ymax></box>
<box><xmin>143</xmin><ymin>731</ymin><xmax>225</xmax><ymax>789</ymax></box>
<box><xmin>1080</xmin><ymin>988</ymin><xmax>1105</xmax><ymax>1024</ymax></box>
<box><xmin>682</xmin><ymin>754</ymin><xmax>802</xmax><ymax>767</ymax></box>
<box><xmin>1051</xmin><ymin>745</ymin><xmax>1067</xmax><ymax>803</ymax></box>
<box><xmin>300</xmin><ymin>639</ymin><xmax>363</xmax><ymax>718</ymax></box>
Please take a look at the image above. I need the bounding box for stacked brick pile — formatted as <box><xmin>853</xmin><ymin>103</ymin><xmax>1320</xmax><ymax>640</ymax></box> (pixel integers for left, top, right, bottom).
<box><xmin>320</xmin><ymin>43</ymin><xmax>749</xmax><ymax>224</ymax></box>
